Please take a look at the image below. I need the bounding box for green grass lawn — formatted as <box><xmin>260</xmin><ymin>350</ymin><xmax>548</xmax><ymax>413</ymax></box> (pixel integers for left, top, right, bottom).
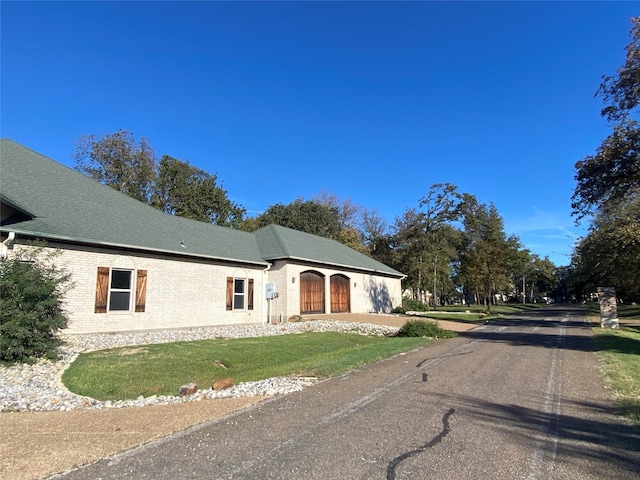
<box><xmin>431</xmin><ymin>303</ymin><xmax>545</xmax><ymax>314</ymax></box>
<box><xmin>62</xmin><ymin>332</ymin><xmax>435</xmax><ymax>401</ymax></box>
<box><xmin>406</xmin><ymin>303</ymin><xmax>545</xmax><ymax>323</ymax></box>
<box><xmin>583</xmin><ymin>303</ymin><xmax>640</xmax><ymax>319</ymax></box>
<box><xmin>593</xmin><ymin>326</ymin><xmax>640</xmax><ymax>424</ymax></box>
<box><xmin>581</xmin><ymin>303</ymin><xmax>640</xmax><ymax>424</ymax></box>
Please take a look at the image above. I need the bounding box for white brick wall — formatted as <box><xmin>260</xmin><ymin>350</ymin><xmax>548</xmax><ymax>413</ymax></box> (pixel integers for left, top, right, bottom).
<box><xmin>11</xmin><ymin>242</ymin><xmax>266</xmax><ymax>334</ymax></box>
<box><xmin>269</xmin><ymin>261</ymin><xmax>402</xmax><ymax>318</ymax></box>
<box><xmin>7</xmin><ymin>242</ymin><xmax>402</xmax><ymax>334</ymax></box>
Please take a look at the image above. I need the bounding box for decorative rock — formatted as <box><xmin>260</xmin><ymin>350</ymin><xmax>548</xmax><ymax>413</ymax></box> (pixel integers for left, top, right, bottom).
<box><xmin>179</xmin><ymin>383</ymin><xmax>198</xmax><ymax>396</ymax></box>
<box><xmin>213</xmin><ymin>377</ymin><xmax>235</xmax><ymax>390</ymax></box>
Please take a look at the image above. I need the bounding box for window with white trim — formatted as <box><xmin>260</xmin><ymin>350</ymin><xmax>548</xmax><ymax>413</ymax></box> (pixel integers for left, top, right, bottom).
<box><xmin>226</xmin><ymin>277</ymin><xmax>254</xmax><ymax>311</ymax></box>
<box><xmin>109</xmin><ymin>269</ymin><xmax>133</xmax><ymax>311</ymax></box>
<box><xmin>233</xmin><ymin>278</ymin><xmax>245</xmax><ymax>309</ymax></box>
<box><xmin>95</xmin><ymin>267</ymin><xmax>147</xmax><ymax>313</ymax></box>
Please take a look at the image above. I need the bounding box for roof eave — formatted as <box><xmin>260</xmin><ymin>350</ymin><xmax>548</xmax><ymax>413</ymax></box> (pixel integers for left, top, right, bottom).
<box><xmin>265</xmin><ymin>255</ymin><xmax>404</xmax><ymax>278</ymax></box>
<box><xmin>0</xmin><ymin>227</ymin><xmax>270</xmax><ymax>267</ymax></box>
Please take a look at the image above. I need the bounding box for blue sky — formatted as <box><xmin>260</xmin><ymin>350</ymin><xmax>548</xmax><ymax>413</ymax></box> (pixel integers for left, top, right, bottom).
<box><xmin>2</xmin><ymin>1</ymin><xmax>637</xmax><ymax>266</ymax></box>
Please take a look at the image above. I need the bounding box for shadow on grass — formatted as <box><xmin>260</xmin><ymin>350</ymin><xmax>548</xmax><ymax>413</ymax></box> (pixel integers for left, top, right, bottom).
<box><xmin>618</xmin><ymin>305</ymin><xmax>640</xmax><ymax>319</ymax></box>
<box><xmin>583</xmin><ymin>303</ymin><xmax>640</xmax><ymax>319</ymax></box>
<box><xmin>593</xmin><ymin>327</ymin><xmax>640</xmax><ymax>423</ymax></box>
<box><xmin>619</xmin><ymin>398</ymin><xmax>640</xmax><ymax>425</ymax></box>
<box><xmin>594</xmin><ymin>330</ymin><xmax>640</xmax><ymax>355</ymax></box>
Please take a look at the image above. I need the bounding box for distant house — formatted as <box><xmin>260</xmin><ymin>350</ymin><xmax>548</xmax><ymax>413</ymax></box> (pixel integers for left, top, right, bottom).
<box><xmin>0</xmin><ymin>139</ymin><xmax>404</xmax><ymax>334</ymax></box>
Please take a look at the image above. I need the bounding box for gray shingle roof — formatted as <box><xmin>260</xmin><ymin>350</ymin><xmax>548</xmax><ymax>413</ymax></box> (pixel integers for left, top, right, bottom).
<box><xmin>1</xmin><ymin>139</ymin><xmax>267</xmax><ymax>265</ymax></box>
<box><xmin>1</xmin><ymin>139</ymin><xmax>403</xmax><ymax>277</ymax></box>
<box><xmin>254</xmin><ymin>224</ymin><xmax>403</xmax><ymax>277</ymax></box>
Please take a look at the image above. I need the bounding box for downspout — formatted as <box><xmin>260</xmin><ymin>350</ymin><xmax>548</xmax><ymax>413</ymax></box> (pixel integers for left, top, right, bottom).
<box><xmin>261</xmin><ymin>263</ymin><xmax>272</xmax><ymax>325</ymax></box>
<box><xmin>1</xmin><ymin>232</ymin><xmax>16</xmax><ymax>261</ymax></box>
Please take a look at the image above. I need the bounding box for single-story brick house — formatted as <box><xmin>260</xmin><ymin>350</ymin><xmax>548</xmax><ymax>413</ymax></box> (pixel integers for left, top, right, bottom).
<box><xmin>1</xmin><ymin>139</ymin><xmax>404</xmax><ymax>334</ymax></box>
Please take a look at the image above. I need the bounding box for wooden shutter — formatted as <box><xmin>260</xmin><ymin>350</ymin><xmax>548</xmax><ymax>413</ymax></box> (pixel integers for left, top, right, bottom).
<box><xmin>135</xmin><ymin>270</ymin><xmax>147</xmax><ymax>312</ymax></box>
<box><xmin>248</xmin><ymin>279</ymin><xmax>254</xmax><ymax>310</ymax></box>
<box><xmin>94</xmin><ymin>267</ymin><xmax>109</xmax><ymax>313</ymax></box>
<box><xmin>226</xmin><ymin>277</ymin><xmax>233</xmax><ymax>310</ymax></box>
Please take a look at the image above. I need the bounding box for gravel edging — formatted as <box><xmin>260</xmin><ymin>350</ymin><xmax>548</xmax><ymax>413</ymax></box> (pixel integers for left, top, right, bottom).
<box><xmin>0</xmin><ymin>320</ymin><xmax>398</xmax><ymax>413</ymax></box>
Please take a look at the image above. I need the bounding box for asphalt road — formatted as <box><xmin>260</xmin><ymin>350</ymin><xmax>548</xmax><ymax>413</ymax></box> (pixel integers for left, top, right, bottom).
<box><xmin>58</xmin><ymin>305</ymin><xmax>640</xmax><ymax>479</ymax></box>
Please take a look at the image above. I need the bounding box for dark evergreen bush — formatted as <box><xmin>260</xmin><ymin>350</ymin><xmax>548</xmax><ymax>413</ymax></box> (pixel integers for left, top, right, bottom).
<box><xmin>394</xmin><ymin>320</ymin><xmax>456</xmax><ymax>339</ymax></box>
<box><xmin>0</xmin><ymin>250</ymin><xmax>71</xmax><ymax>364</ymax></box>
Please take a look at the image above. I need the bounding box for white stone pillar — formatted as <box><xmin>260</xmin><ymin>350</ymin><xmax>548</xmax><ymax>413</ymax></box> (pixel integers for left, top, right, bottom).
<box><xmin>597</xmin><ymin>287</ymin><xmax>619</xmax><ymax>329</ymax></box>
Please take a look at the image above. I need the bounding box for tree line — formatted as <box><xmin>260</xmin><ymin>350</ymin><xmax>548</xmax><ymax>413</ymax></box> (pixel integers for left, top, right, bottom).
<box><xmin>73</xmin><ymin>132</ymin><xmax>557</xmax><ymax>312</ymax></box>
<box><xmin>73</xmin><ymin>16</ymin><xmax>640</xmax><ymax>307</ymax></box>
<box><xmin>74</xmin><ymin>131</ymin><xmax>246</xmax><ymax>227</ymax></box>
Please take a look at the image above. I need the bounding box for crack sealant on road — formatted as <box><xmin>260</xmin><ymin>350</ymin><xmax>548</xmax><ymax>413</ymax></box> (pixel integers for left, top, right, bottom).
<box><xmin>386</xmin><ymin>407</ymin><xmax>456</xmax><ymax>480</ymax></box>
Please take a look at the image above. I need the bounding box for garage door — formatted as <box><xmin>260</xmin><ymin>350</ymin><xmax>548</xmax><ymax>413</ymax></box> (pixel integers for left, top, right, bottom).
<box><xmin>330</xmin><ymin>274</ymin><xmax>351</xmax><ymax>313</ymax></box>
<box><xmin>300</xmin><ymin>271</ymin><xmax>325</xmax><ymax>314</ymax></box>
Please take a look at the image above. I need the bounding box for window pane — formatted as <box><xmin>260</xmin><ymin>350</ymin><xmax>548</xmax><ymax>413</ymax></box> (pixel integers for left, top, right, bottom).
<box><xmin>111</xmin><ymin>270</ymin><xmax>132</xmax><ymax>289</ymax></box>
<box><xmin>234</xmin><ymin>278</ymin><xmax>245</xmax><ymax>294</ymax></box>
<box><xmin>234</xmin><ymin>295</ymin><xmax>245</xmax><ymax>310</ymax></box>
<box><xmin>110</xmin><ymin>291</ymin><xmax>131</xmax><ymax>311</ymax></box>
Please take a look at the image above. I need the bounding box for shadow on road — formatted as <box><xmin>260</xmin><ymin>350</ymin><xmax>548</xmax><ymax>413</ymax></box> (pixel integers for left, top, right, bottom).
<box><xmin>454</xmin><ymin>305</ymin><xmax>640</xmax><ymax>354</ymax></box>
<box><xmin>423</xmin><ymin>390</ymin><xmax>640</xmax><ymax>475</ymax></box>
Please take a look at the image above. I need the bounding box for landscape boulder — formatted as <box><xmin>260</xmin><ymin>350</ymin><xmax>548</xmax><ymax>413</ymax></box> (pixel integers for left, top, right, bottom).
<box><xmin>179</xmin><ymin>382</ymin><xmax>198</xmax><ymax>396</ymax></box>
<box><xmin>213</xmin><ymin>377</ymin><xmax>235</xmax><ymax>390</ymax></box>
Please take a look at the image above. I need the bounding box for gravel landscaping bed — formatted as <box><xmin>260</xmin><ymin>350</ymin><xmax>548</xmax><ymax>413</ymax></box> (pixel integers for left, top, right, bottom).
<box><xmin>1</xmin><ymin>320</ymin><xmax>398</xmax><ymax>413</ymax></box>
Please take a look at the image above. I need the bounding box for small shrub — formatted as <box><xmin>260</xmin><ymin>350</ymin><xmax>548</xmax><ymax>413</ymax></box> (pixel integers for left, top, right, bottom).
<box><xmin>394</xmin><ymin>320</ymin><xmax>456</xmax><ymax>339</ymax></box>
<box><xmin>392</xmin><ymin>306</ymin><xmax>406</xmax><ymax>314</ymax></box>
<box><xmin>0</xmin><ymin>248</ymin><xmax>71</xmax><ymax>365</ymax></box>
<box><xmin>402</xmin><ymin>297</ymin><xmax>429</xmax><ymax>312</ymax></box>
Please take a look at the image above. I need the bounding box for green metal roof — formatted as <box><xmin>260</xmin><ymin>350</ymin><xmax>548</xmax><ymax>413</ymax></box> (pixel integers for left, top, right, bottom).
<box><xmin>1</xmin><ymin>139</ymin><xmax>403</xmax><ymax>277</ymax></box>
<box><xmin>254</xmin><ymin>224</ymin><xmax>403</xmax><ymax>277</ymax></box>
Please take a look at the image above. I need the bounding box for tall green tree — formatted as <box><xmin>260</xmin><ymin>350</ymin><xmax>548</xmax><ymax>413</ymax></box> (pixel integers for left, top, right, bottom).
<box><xmin>504</xmin><ymin>239</ymin><xmax>532</xmax><ymax>303</ymax></box>
<box><xmin>530</xmin><ymin>255</ymin><xmax>558</xmax><ymax>302</ymax></box>
<box><xmin>361</xmin><ymin>208</ymin><xmax>389</xmax><ymax>256</ymax></box>
<box><xmin>598</xmin><ymin>16</ymin><xmax>640</xmax><ymax>123</ymax></box>
<box><xmin>571</xmin><ymin>17</ymin><xmax>640</xmax><ymax>301</ymax></box>
<box><xmin>572</xmin><ymin>120</ymin><xmax>640</xmax><ymax>220</ymax></box>
<box><xmin>457</xmin><ymin>195</ymin><xmax>511</xmax><ymax>314</ymax></box>
<box><xmin>313</xmin><ymin>192</ymin><xmax>368</xmax><ymax>253</ymax></box>
<box><xmin>573</xmin><ymin>198</ymin><xmax>640</xmax><ymax>302</ymax></box>
<box><xmin>391</xmin><ymin>184</ymin><xmax>463</xmax><ymax>306</ymax></box>
<box><xmin>573</xmin><ymin>16</ymin><xmax>640</xmax><ymax>220</ymax></box>
<box><xmin>417</xmin><ymin>183</ymin><xmax>463</xmax><ymax>308</ymax></box>
<box><xmin>74</xmin><ymin>130</ymin><xmax>156</xmax><ymax>203</ymax></box>
<box><xmin>151</xmin><ymin>155</ymin><xmax>245</xmax><ymax>227</ymax></box>
<box><xmin>393</xmin><ymin>208</ymin><xmax>430</xmax><ymax>301</ymax></box>
<box><xmin>253</xmin><ymin>199</ymin><xmax>342</xmax><ymax>240</ymax></box>
<box><xmin>74</xmin><ymin>131</ymin><xmax>245</xmax><ymax>227</ymax></box>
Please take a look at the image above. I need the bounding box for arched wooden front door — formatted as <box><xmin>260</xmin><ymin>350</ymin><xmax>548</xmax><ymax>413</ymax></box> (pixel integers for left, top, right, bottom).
<box><xmin>330</xmin><ymin>274</ymin><xmax>351</xmax><ymax>313</ymax></box>
<box><xmin>300</xmin><ymin>271</ymin><xmax>325</xmax><ymax>314</ymax></box>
